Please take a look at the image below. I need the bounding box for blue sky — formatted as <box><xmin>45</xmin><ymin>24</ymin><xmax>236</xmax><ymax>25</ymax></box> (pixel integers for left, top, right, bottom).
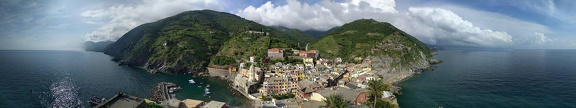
<box><xmin>0</xmin><ymin>0</ymin><xmax>574</xmax><ymax>50</ymax></box>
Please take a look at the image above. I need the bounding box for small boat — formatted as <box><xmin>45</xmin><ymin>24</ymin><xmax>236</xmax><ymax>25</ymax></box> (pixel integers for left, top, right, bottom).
<box><xmin>189</xmin><ymin>79</ymin><xmax>195</xmax><ymax>84</ymax></box>
<box><xmin>204</xmin><ymin>91</ymin><xmax>211</xmax><ymax>96</ymax></box>
<box><xmin>204</xmin><ymin>87</ymin><xmax>211</xmax><ymax>96</ymax></box>
<box><xmin>173</xmin><ymin>86</ymin><xmax>181</xmax><ymax>90</ymax></box>
<box><xmin>206</xmin><ymin>84</ymin><xmax>210</xmax><ymax>88</ymax></box>
<box><xmin>88</xmin><ymin>96</ymin><xmax>105</xmax><ymax>105</ymax></box>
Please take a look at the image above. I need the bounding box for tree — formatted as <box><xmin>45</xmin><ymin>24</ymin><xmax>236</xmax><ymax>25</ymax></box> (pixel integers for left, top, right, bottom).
<box><xmin>261</xmin><ymin>96</ymin><xmax>272</xmax><ymax>101</ymax></box>
<box><xmin>210</xmin><ymin>56</ymin><xmax>236</xmax><ymax>66</ymax></box>
<box><xmin>367</xmin><ymin>75</ymin><xmax>390</xmax><ymax>108</ymax></box>
<box><xmin>271</xmin><ymin>93</ymin><xmax>296</xmax><ymax>100</ymax></box>
<box><xmin>366</xmin><ymin>98</ymin><xmax>394</xmax><ymax>108</ymax></box>
<box><xmin>144</xmin><ymin>102</ymin><xmax>164</xmax><ymax>108</ymax></box>
<box><xmin>324</xmin><ymin>94</ymin><xmax>347</xmax><ymax>108</ymax></box>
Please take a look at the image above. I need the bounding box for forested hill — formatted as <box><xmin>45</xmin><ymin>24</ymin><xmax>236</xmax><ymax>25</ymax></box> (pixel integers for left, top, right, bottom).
<box><xmin>303</xmin><ymin>27</ymin><xmax>340</xmax><ymax>39</ymax></box>
<box><xmin>312</xmin><ymin>19</ymin><xmax>434</xmax><ymax>70</ymax></box>
<box><xmin>104</xmin><ymin>10</ymin><xmax>314</xmax><ymax>74</ymax></box>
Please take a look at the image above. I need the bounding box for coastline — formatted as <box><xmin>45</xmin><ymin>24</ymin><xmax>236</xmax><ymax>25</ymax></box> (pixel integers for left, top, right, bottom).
<box><xmin>104</xmin><ymin>48</ymin><xmax>442</xmax><ymax>108</ymax></box>
<box><xmin>148</xmin><ymin>59</ymin><xmax>442</xmax><ymax>108</ymax></box>
<box><xmin>380</xmin><ymin>57</ymin><xmax>442</xmax><ymax>107</ymax></box>
<box><xmin>388</xmin><ymin>56</ymin><xmax>443</xmax><ymax>107</ymax></box>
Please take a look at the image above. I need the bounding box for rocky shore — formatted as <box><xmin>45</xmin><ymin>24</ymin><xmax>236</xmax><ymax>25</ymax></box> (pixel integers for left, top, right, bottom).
<box><xmin>149</xmin><ymin>82</ymin><xmax>177</xmax><ymax>102</ymax></box>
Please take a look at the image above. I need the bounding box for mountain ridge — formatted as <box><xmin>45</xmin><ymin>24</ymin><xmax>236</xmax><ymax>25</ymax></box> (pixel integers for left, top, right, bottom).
<box><xmin>312</xmin><ymin>19</ymin><xmax>435</xmax><ymax>77</ymax></box>
<box><xmin>104</xmin><ymin>10</ymin><xmax>315</xmax><ymax>74</ymax></box>
<box><xmin>303</xmin><ymin>27</ymin><xmax>340</xmax><ymax>38</ymax></box>
<box><xmin>101</xmin><ymin>10</ymin><xmax>435</xmax><ymax>75</ymax></box>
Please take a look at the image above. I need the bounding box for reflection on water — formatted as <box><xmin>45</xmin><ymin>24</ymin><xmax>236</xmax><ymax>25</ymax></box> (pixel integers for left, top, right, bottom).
<box><xmin>45</xmin><ymin>77</ymin><xmax>83</xmax><ymax>108</ymax></box>
<box><xmin>0</xmin><ymin>51</ymin><xmax>249</xmax><ymax>107</ymax></box>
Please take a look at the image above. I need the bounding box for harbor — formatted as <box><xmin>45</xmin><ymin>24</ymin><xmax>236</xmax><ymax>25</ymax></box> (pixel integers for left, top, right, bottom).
<box><xmin>149</xmin><ymin>82</ymin><xmax>179</xmax><ymax>102</ymax></box>
<box><xmin>91</xmin><ymin>81</ymin><xmax>232</xmax><ymax>108</ymax></box>
<box><xmin>0</xmin><ymin>51</ymin><xmax>251</xmax><ymax>108</ymax></box>
<box><xmin>84</xmin><ymin>73</ymin><xmax>253</xmax><ymax>108</ymax></box>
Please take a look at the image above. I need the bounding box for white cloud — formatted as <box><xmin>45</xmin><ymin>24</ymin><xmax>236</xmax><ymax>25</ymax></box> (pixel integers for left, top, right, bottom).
<box><xmin>405</xmin><ymin>7</ymin><xmax>514</xmax><ymax>47</ymax></box>
<box><xmin>82</xmin><ymin>0</ymin><xmax>558</xmax><ymax>48</ymax></box>
<box><xmin>82</xmin><ymin>0</ymin><xmax>225</xmax><ymax>42</ymax></box>
<box><xmin>523</xmin><ymin>0</ymin><xmax>557</xmax><ymax>16</ymax></box>
<box><xmin>236</xmin><ymin>0</ymin><xmax>398</xmax><ymax>31</ymax></box>
<box><xmin>236</xmin><ymin>0</ymin><xmax>547</xmax><ymax>47</ymax></box>
<box><xmin>511</xmin><ymin>0</ymin><xmax>576</xmax><ymax>25</ymax></box>
<box><xmin>514</xmin><ymin>32</ymin><xmax>550</xmax><ymax>46</ymax></box>
<box><xmin>435</xmin><ymin>5</ymin><xmax>551</xmax><ymax>35</ymax></box>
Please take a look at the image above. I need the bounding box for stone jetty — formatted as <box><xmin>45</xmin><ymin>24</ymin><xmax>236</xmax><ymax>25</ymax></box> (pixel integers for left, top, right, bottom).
<box><xmin>150</xmin><ymin>82</ymin><xmax>177</xmax><ymax>102</ymax></box>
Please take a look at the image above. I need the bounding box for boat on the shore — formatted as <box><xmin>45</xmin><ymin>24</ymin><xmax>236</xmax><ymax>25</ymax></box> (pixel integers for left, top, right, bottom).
<box><xmin>204</xmin><ymin>87</ymin><xmax>211</xmax><ymax>96</ymax></box>
<box><xmin>88</xmin><ymin>96</ymin><xmax>105</xmax><ymax>105</ymax></box>
<box><xmin>189</xmin><ymin>79</ymin><xmax>195</xmax><ymax>84</ymax></box>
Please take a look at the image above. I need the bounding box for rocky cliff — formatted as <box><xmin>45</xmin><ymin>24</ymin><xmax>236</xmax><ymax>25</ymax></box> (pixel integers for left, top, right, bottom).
<box><xmin>312</xmin><ymin>19</ymin><xmax>437</xmax><ymax>83</ymax></box>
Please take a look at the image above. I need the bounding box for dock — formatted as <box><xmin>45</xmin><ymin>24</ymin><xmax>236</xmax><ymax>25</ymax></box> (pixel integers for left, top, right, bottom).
<box><xmin>150</xmin><ymin>82</ymin><xmax>178</xmax><ymax>103</ymax></box>
<box><xmin>94</xmin><ymin>93</ymin><xmax>145</xmax><ymax>108</ymax></box>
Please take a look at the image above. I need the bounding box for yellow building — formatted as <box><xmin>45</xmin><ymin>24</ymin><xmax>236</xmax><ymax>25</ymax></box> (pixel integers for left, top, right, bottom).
<box><xmin>297</xmin><ymin>72</ymin><xmax>306</xmax><ymax>79</ymax></box>
<box><xmin>228</xmin><ymin>66</ymin><xmax>237</xmax><ymax>73</ymax></box>
<box><xmin>362</xmin><ymin>67</ymin><xmax>371</xmax><ymax>72</ymax></box>
<box><xmin>343</xmin><ymin>73</ymin><xmax>350</xmax><ymax>79</ymax></box>
<box><xmin>354</xmin><ymin>57</ymin><xmax>363</xmax><ymax>61</ymax></box>
<box><xmin>303</xmin><ymin>58</ymin><xmax>314</xmax><ymax>67</ymax></box>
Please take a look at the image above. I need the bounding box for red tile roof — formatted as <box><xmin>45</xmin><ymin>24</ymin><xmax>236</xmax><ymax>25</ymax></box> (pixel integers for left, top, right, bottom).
<box><xmin>307</xmin><ymin>50</ymin><xmax>318</xmax><ymax>53</ymax></box>
<box><xmin>268</xmin><ymin>48</ymin><xmax>283</xmax><ymax>54</ymax></box>
<box><xmin>299</xmin><ymin>51</ymin><xmax>307</xmax><ymax>56</ymax></box>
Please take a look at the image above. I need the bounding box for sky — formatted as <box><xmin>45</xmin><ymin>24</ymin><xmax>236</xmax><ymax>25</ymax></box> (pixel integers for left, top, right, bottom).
<box><xmin>0</xmin><ymin>0</ymin><xmax>575</xmax><ymax>50</ymax></box>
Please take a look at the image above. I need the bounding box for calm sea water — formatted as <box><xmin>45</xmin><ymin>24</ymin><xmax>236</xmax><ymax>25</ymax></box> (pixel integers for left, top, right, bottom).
<box><xmin>0</xmin><ymin>50</ymin><xmax>249</xmax><ymax>108</ymax></box>
<box><xmin>398</xmin><ymin>50</ymin><xmax>576</xmax><ymax>108</ymax></box>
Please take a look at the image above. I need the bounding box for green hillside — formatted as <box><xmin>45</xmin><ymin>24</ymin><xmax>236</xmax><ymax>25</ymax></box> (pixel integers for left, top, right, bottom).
<box><xmin>104</xmin><ymin>10</ymin><xmax>314</xmax><ymax>74</ymax></box>
<box><xmin>312</xmin><ymin>19</ymin><xmax>432</xmax><ymax>65</ymax></box>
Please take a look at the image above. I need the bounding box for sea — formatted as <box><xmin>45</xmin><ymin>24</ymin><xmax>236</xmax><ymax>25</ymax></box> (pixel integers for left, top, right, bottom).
<box><xmin>398</xmin><ymin>49</ymin><xmax>576</xmax><ymax>108</ymax></box>
<box><xmin>0</xmin><ymin>50</ymin><xmax>249</xmax><ymax>108</ymax></box>
<box><xmin>2</xmin><ymin>50</ymin><xmax>576</xmax><ymax>108</ymax></box>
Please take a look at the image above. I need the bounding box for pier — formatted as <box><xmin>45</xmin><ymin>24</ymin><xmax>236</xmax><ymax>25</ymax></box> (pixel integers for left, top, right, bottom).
<box><xmin>94</xmin><ymin>93</ymin><xmax>145</xmax><ymax>108</ymax></box>
<box><xmin>150</xmin><ymin>82</ymin><xmax>178</xmax><ymax>102</ymax></box>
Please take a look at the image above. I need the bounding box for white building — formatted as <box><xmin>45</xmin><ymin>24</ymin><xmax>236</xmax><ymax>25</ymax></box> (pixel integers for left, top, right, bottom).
<box><xmin>382</xmin><ymin>91</ymin><xmax>394</xmax><ymax>98</ymax></box>
<box><xmin>249</xmin><ymin>56</ymin><xmax>256</xmax><ymax>62</ymax></box>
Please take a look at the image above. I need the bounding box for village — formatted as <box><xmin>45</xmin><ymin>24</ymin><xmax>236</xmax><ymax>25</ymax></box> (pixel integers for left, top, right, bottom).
<box><xmin>90</xmin><ymin>46</ymin><xmax>399</xmax><ymax>108</ymax></box>
<box><xmin>223</xmin><ymin>45</ymin><xmax>398</xmax><ymax>108</ymax></box>
<box><xmin>89</xmin><ymin>30</ymin><xmax>405</xmax><ymax>108</ymax></box>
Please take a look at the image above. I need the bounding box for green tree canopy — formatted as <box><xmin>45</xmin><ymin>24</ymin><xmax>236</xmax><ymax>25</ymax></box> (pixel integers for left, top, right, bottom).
<box><xmin>324</xmin><ymin>94</ymin><xmax>347</xmax><ymax>108</ymax></box>
<box><xmin>366</xmin><ymin>76</ymin><xmax>391</xmax><ymax>108</ymax></box>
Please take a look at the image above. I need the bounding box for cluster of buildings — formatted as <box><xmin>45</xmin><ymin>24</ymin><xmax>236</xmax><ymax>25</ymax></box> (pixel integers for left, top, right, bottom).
<box><xmin>230</xmin><ymin>47</ymin><xmax>397</xmax><ymax>107</ymax></box>
<box><xmin>246</xmin><ymin>30</ymin><xmax>269</xmax><ymax>36</ymax></box>
<box><xmin>266</xmin><ymin>48</ymin><xmax>319</xmax><ymax>60</ymax></box>
<box><xmin>94</xmin><ymin>93</ymin><xmax>227</xmax><ymax>108</ymax></box>
<box><xmin>162</xmin><ymin>99</ymin><xmax>227</xmax><ymax>108</ymax></box>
